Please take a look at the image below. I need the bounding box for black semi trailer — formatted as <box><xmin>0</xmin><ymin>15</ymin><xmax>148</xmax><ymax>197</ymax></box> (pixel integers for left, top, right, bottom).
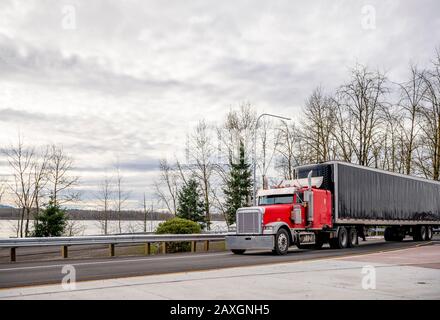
<box><xmin>294</xmin><ymin>161</ymin><xmax>440</xmax><ymax>242</ymax></box>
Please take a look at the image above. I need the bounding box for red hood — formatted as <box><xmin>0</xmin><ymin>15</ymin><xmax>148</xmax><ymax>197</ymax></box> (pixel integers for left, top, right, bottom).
<box><xmin>261</xmin><ymin>204</ymin><xmax>292</xmax><ymax>212</ymax></box>
<box><xmin>261</xmin><ymin>204</ymin><xmax>292</xmax><ymax>224</ymax></box>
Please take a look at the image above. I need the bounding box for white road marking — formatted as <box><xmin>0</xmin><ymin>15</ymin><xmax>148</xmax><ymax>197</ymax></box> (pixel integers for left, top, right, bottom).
<box><xmin>0</xmin><ymin>252</ymin><xmax>231</xmax><ymax>272</ymax></box>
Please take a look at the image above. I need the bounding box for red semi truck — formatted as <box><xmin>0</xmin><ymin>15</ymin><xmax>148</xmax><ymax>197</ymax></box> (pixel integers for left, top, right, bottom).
<box><xmin>225</xmin><ymin>161</ymin><xmax>440</xmax><ymax>255</ymax></box>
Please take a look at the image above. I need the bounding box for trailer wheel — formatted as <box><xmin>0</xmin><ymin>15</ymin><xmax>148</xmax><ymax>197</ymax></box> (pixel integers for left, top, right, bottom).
<box><xmin>426</xmin><ymin>227</ymin><xmax>433</xmax><ymax>241</ymax></box>
<box><xmin>413</xmin><ymin>226</ymin><xmax>427</xmax><ymax>241</ymax></box>
<box><xmin>420</xmin><ymin>226</ymin><xmax>428</xmax><ymax>241</ymax></box>
<box><xmin>231</xmin><ymin>249</ymin><xmax>246</xmax><ymax>255</ymax></box>
<box><xmin>384</xmin><ymin>227</ymin><xmax>393</xmax><ymax>241</ymax></box>
<box><xmin>273</xmin><ymin>229</ymin><xmax>290</xmax><ymax>255</ymax></box>
<box><xmin>329</xmin><ymin>227</ymin><xmax>348</xmax><ymax>249</ymax></box>
<box><xmin>347</xmin><ymin>228</ymin><xmax>358</xmax><ymax>248</ymax></box>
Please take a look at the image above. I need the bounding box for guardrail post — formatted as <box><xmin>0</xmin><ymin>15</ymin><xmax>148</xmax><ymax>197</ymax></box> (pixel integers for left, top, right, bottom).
<box><xmin>144</xmin><ymin>242</ymin><xmax>151</xmax><ymax>255</ymax></box>
<box><xmin>161</xmin><ymin>242</ymin><xmax>166</xmax><ymax>254</ymax></box>
<box><xmin>191</xmin><ymin>241</ymin><xmax>196</xmax><ymax>253</ymax></box>
<box><xmin>109</xmin><ymin>243</ymin><xmax>115</xmax><ymax>257</ymax></box>
<box><xmin>204</xmin><ymin>240</ymin><xmax>210</xmax><ymax>252</ymax></box>
<box><xmin>10</xmin><ymin>247</ymin><xmax>16</xmax><ymax>262</ymax></box>
<box><xmin>61</xmin><ymin>245</ymin><xmax>68</xmax><ymax>259</ymax></box>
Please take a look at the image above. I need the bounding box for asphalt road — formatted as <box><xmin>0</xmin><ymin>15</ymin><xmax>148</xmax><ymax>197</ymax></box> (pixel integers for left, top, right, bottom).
<box><xmin>0</xmin><ymin>237</ymin><xmax>438</xmax><ymax>289</ymax></box>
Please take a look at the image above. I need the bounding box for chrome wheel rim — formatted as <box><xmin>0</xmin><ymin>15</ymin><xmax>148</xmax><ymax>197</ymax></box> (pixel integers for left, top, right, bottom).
<box><xmin>278</xmin><ymin>233</ymin><xmax>288</xmax><ymax>252</ymax></box>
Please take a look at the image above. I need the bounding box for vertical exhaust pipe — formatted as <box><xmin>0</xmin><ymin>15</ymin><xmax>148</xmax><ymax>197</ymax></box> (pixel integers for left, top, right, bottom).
<box><xmin>307</xmin><ymin>170</ymin><xmax>312</xmax><ymax>190</ymax></box>
<box><xmin>305</xmin><ymin>170</ymin><xmax>314</xmax><ymax>225</ymax></box>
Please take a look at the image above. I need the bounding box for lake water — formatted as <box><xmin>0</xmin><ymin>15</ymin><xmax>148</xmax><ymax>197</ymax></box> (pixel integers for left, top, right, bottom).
<box><xmin>0</xmin><ymin>220</ymin><xmax>228</xmax><ymax>238</ymax></box>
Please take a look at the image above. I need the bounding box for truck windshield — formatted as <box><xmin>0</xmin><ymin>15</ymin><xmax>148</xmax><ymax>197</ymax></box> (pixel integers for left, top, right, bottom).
<box><xmin>259</xmin><ymin>194</ymin><xmax>293</xmax><ymax>205</ymax></box>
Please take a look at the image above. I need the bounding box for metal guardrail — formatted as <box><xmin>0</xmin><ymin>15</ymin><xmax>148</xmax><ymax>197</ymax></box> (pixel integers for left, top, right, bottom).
<box><xmin>0</xmin><ymin>233</ymin><xmax>227</xmax><ymax>262</ymax></box>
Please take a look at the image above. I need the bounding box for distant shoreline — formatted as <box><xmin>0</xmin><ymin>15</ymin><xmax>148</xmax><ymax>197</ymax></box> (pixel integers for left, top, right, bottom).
<box><xmin>0</xmin><ymin>207</ymin><xmax>225</xmax><ymax>221</ymax></box>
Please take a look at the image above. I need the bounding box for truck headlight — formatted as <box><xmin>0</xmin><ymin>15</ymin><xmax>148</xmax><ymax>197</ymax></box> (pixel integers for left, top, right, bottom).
<box><xmin>263</xmin><ymin>225</ymin><xmax>275</xmax><ymax>234</ymax></box>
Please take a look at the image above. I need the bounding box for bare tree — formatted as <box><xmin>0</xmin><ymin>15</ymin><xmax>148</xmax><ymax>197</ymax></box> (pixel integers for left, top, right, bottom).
<box><xmin>33</xmin><ymin>146</ymin><xmax>50</xmax><ymax>215</ymax></box>
<box><xmin>257</xmin><ymin>118</ymin><xmax>278</xmax><ymax>189</ymax></box>
<box><xmin>186</xmin><ymin>120</ymin><xmax>216</xmax><ymax>229</ymax></box>
<box><xmin>332</xmin><ymin>99</ymin><xmax>356</xmax><ymax>162</ymax></box>
<box><xmin>300</xmin><ymin>87</ymin><xmax>336</xmax><ymax>163</ymax></box>
<box><xmin>48</xmin><ymin>145</ymin><xmax>80</xmax><ymax>206</ymax></box>
<box><xmin>2</xmin><ymin>138</ymin><xmax>50</xmax><ymax>237</ymax></box>
<box><xmin>380</xmin><ymin>105</ymin><xmax>404</xmax><ymax>172</ymax></box>
<box><xmin>275</xmin><ymin>121</ymin><xmax>300</xmax><ymax>179</ymax></box>
<box><xmin>219</xmin><ymin>103</ymin><xmax>256</xmax><ymax>160</ymax></box>
<box><xmin>395</xmin><ymin>65</ymin><xmax>426</xmax><ymax>174</ymax></box>
<box><xmin>142</xmin><ymin>192</ymin><xmax>154</xmax><ymax>232</ymax></box>
<box><xmin>418</xmin><ymin>50</ymin><xmax>440</xmax><ymax>180</ymax></box>
<box><xmin>114</xmin><ymin>163</ymin><xmax>130</xmax><ymax>233</ymax></box>
<box><xmin>0</xmin><ymin>177</ymin><xmax>6</xmax><ymax>203</ymax></box>
<box><xmin>97</xmin><ymin>175</ymin><xmax>113</xmax><ymax>235</ymax></box>
<box><xmin>334</xmin><ymin>65</ymin><xmax>389</xmax><ymax>166</ymax></box>
<box><xmin>154</xmin><ymin>158</ymin><xmax>179</xmax><ymax>214</ymax></box>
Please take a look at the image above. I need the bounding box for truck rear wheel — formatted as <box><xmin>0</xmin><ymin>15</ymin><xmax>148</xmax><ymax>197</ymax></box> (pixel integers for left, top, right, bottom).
<box><xmin>347</xmin><ymin>228</ymin><xmax>358</xmax><ymax>247</ymax></box>
<box><xmin>273</xmin><ymin>229</ymin><xmax>289</xmax><ymax>255</ymax></box>
<box><xmin>231</xmin><ymin>249</ymin><xmax>246</xmax><ymax>255</ymax></box>
<box><xmin>329</xmin><ymin>227</ymin><xmax>348</xmax><ymax>249</ymax></box>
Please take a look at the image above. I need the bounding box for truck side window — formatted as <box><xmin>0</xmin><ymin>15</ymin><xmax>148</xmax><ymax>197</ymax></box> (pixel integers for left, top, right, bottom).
<box><xmin>295</xmin><ymin>192</ymin><xmax>304</xmax><ymax>203</ymax></box>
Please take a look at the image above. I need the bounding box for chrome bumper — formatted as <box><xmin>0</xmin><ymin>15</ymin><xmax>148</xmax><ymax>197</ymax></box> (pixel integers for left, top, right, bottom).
<box><xmin>225</xmin><ymin>234</ymin><xmax>274</xmax><ymax>250</ymax></box>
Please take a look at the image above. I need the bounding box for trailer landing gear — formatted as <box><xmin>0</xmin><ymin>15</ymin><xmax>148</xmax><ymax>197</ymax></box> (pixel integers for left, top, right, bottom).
<box><xmin>384</xmin><ymin>227</ymin><xmax>405</xmax><ymax>241</ymax></box>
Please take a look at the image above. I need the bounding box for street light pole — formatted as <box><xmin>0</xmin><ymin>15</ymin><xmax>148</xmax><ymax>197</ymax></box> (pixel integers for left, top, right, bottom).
<box><xmin>253</xmin><ymin>113</ymin><xmax>291</xmax><ymax>206</ymax></box>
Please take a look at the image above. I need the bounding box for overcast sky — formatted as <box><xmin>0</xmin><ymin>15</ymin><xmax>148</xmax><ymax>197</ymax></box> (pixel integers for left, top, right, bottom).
<box><xmin>1</xmin><ymin>0</ymin><xmax>439</xmax><ymax>209</ymax></box>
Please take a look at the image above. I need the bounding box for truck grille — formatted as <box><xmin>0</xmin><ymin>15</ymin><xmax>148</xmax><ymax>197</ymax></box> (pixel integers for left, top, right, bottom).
<box><xmin>236</xmin><ymin>208</ymin><xmax>264</xmax><ymax>234</ymax></box>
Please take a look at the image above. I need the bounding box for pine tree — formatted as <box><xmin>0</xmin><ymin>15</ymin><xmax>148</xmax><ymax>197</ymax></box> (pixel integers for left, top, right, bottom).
<box><xmin>223</xmin><ymin>141</ymin><xmax>253</xmax><ymax>225</ymax></box>
<box><xmin>33</xmin><ymin>197</ymin><xmax>67</xmax><ymax>237</ymax></box>
<box><xmin>176</xmin><ymin>178</ymin><xmax>206</xmax><ymax>227</ymax></box>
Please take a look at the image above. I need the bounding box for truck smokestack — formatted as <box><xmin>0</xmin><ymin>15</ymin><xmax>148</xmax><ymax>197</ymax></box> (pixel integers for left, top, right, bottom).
<box><xmin>307</xmin><ymin>170</ymin><xmax>312</xmax><ymax>190</ymax></box>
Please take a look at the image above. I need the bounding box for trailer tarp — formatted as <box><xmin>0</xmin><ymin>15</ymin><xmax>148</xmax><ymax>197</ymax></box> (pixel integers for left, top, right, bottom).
<box><xmin>297</xmin><ymin>162</ymin><xmax>440</xmax><ymax>222</ymax></box>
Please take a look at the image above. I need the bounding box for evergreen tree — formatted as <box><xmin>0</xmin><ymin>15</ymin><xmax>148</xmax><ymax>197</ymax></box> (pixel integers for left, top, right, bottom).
<box><xmin>33</xmin><ymin>197</ymin><xmax>67</xmax><ymax>237</ymax></box>
<box><xmin>223</xmin><ymin>141</ymin><xmax>253</xmax><ymax>225</ymax></box>
<box><xmin>176</xmin><ymin>178</ymin><xmax>206</xmax><ymax>227</ymax></box>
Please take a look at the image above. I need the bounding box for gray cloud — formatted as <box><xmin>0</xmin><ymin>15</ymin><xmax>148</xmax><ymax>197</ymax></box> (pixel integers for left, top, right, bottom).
<box><xmin>1</xmin><ymin>0</ymin><xmax>440</xmax><ymax>208</ymax></box>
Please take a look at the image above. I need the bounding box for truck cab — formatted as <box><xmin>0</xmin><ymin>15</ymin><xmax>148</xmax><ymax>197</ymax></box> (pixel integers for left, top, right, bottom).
<box><xmin>225</xmin><ymin>172</ymin><xmax>333</xmax><ymax>255</ymax></box>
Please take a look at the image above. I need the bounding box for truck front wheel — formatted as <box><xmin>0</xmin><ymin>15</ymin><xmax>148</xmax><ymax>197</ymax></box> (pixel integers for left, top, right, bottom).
<box><xmin>273</xmin><ymin>229</ymin><xmax>290</xmax><ymax>255</ymax></box>
<box><xmin>231</xmin><ymin>249</ymin><xmax>246</xmax><ymax>255</ymax></box>
<box><xmin>329</xmin><ymin>227</ymin><xmax>348</xmax><ymax>249</ymax></box>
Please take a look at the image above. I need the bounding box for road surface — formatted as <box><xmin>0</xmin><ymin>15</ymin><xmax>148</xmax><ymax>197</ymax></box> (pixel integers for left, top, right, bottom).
<box><xmin>0</xmin><ymin>237</ymin><xmax>437</xmax><ymax>289</ymax></box>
